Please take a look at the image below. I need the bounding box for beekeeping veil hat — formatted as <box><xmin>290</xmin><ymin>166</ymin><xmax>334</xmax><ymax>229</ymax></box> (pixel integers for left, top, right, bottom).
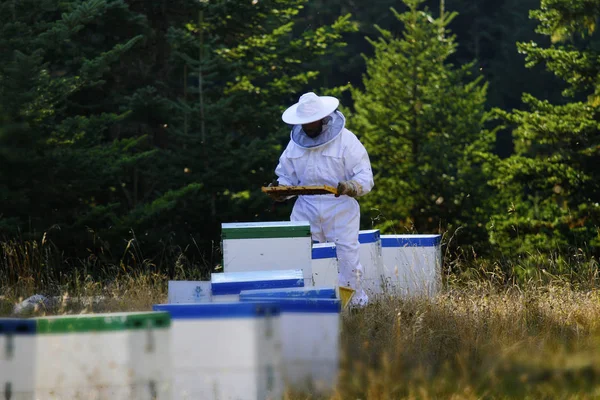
<box><xmin>281</xmin><ymin>92</ymin><xmax>340</xmax><ymax>125</ymax></box>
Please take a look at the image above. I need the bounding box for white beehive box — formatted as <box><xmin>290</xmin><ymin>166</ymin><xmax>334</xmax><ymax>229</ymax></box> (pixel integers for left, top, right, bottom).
<box><xmin>358</xmin><ymin>230</ymin><xmax>385</xmax><ymax>297</ymax></box>
<box><xmin>0</xmin><ymin>318</ymin><xmax>37</xmax><ymax>400</ymax></box>
<box><xmin>240</xmin><ymin>296</ymin><xmax>341</xmax><ymax>394</ymax></box>
<box><xmin>210</xmin><ymin>269</ymin><xmax>304</xmax><ymax>302</ymax></box>
<box><xmin>152</xmin><ymin>302</ymin><xmax>283</xmax><ymax>400</ymax></box>
<box><xmin>168</xmin><ymin>280</ymin><xmax>212</xmax><ymax>303</ymax></box>
<box><xmin>311</xmin><ymin>243</ymin><xmax>339</xmax><ymax>288</ymax></box>
<box><xmin>33</xmin><ymin>311</ymin><xmax>172</xmax><ymax>400</ymax></box>
<box><xmin>381</xmin><ymin>234</ymin><xmax>442</xmax><ymax>297</ymax></box>
<box><xmin>221</xmin><ymin>221</ymin><xmax>313</xmax><ymax>285</ymax></box>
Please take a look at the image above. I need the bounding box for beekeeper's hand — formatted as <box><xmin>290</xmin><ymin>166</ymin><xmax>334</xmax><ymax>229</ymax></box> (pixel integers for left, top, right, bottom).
<box><xmin>336</xmin><ymin>180</ymin><xmax>361</xmax><ymax>198</ymax></box>
<box><xmin>268</xmin><ymin>179</ymin><xmax>287</xmax><ymax>202</ymax></box>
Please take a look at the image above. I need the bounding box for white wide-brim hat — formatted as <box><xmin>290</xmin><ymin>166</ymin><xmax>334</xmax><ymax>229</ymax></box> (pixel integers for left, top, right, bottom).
<box><xmin>282</xmin><ymin>92</ymin><xmax>339</xmax><ymax>125</ymax></box>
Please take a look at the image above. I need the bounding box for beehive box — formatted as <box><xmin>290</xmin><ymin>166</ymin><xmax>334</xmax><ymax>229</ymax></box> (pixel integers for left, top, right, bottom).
<box><xmin>221</xmin><ymin>221</ymin><xmax>313</xmax><ymax>285</ymax></box>
<box><xmin>152</xmin><ymin>302</ymin><xmax>283</xmax><ymax>400</ymax></box>
<box><xmin>311</xmin><ymin>243</ymin><xmax>339</xmax><ymax>288</ymax></box>
<box><xmin>211</xmin><ymin>269</ymin><xmax>304</xmax><ymax>302</ymax></box>
<box><xmin>33</xmin><ymin>312</ymin><xmax>172</xmax><ymax>400</ymax></box>
<box><xmin>0</xmin><ymin>318</ymin><xmax>37</xmax><ymax>400</ymax></box>
<box><xmin>240</xmin><ymin>296</ymin><xmax>341</xmax><ymax>394</ymax></box>
<box><xmin>358</xmin><ymin>230</ymin><xmax>385</xmax><ymax>297</ymax></box>
<box><xmin>168</xmin><ymin>280</ymin><xmax>212</xmax><ymax>303</ymax></box>
<box><xmin>380</xmin><ymin>234</ymin><xmax>442</xmax><ymax>297</ymax></box>
<box><xmin>239</xmin><ymin>287</ymin><xmax>336</xmax><ymax>300</ymax></box>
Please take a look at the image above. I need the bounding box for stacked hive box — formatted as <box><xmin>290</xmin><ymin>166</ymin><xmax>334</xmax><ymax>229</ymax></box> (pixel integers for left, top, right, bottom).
<box><xmin>211</xmin><ymin>269</ymin><xmax>305</xmax><ymax>302</ymax></box>
<box><xmin>358</xmin><ymin>229</ymin><xmax>384</xmax><ymax>297</ymax></box>
<box><xmin>311</xmin><ymin>242</ymin><xmax>339</xmax><ymax>288</ymax></box>
<box><xmin>1</xmin><ymin>312</ymin><xmax>172</xmax><ymax>400</ymax></box>
<box><xmin>240</xmin><ymin>287</ymin><xmax>336</xmax><ymax>300</ymax></box>
<box><xmin>153</xmin><ymin>302</ymin><xmax>283</xmax><ymax>400</ymax></box>
<box><xmin>381</xmin><ymin>234</ymin><xmax>442</xmax><ymax>297</ymax></box>
<box><xmin>240</xmin><ymin>289</ymin><xmax>341</xmax><ymax>394</ymax></box>
<box><xmin>166</xmin><ymin>270</ymin><xmax>308</xmax><ymax>304</ymax></box>
<box><xmin>0</xmin><ymin>318</ymin><xmax>37</xmax><ymax>399</ymax></box>
<box><xmin>221</xmin><ymin>221</ymin><xmax>313</xmax><ymax>286</ymax></box>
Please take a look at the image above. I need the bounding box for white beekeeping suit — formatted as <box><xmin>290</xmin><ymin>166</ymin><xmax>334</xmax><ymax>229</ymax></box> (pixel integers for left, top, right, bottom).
<box><xmin>274</xmin><ymin>92</ymin><xmax>374</xmax><ymax>306</ymax></box>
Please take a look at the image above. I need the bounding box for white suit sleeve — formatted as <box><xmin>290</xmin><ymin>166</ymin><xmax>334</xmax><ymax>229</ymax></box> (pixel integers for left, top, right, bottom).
<box><xmin>345</xmin><ymin>136</ymin><xmax>374</xmax><ymax>197</ymax></box>
<box><xmin>274</xmin><ymin>143</ymin><xmax>299</xmax><ymax>186</ymax></box>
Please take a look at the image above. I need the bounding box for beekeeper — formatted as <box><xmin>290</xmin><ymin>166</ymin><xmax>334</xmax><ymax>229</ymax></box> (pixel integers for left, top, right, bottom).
<box><xmin>272</xmin><ymin>92</ymin><xmax>374</xmax><ymax>306</ymax></box>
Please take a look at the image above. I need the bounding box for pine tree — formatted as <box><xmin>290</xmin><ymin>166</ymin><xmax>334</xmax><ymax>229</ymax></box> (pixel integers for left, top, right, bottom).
<box><xmin>489</xmin><ymin>0</ymin><xmax>600</xmax><ymax>262</ymax></box>
<box><xmin>0</xmin><ymin>0</ymin><xmax>149</xmax><ymax>252</ymax></box>
<box><xmin>350</xmin><ymin>0</ymin><xmax>494</xmax><ymax>246</ymax></box>
<box><xmin>146</xmin><ymin>0</ymin><xmax>358</xmax><ymax>262</ymax></box>
<box><xmin>0</xmin><ymin>0</ymin><xmax>359</xmax><ymax>273</ymax></box>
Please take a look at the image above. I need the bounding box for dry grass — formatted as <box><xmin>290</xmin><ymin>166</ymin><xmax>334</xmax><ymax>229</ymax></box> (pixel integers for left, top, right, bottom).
<box><xmin>0</xmin><ymin>271</ymin><xmax>168</xmax><ymax>316</ymax></box>
<box><xmin>325</xmin><ymin>282</ymin><xmax>600</xmax><ymax>399</ymax></box>
<box><xmin>7</xmin><ymin>276</ymin><xmax>600</xmax><ymax>399</ymax></box>
<box><xmin>3</xmin><ymin>237</ymin><xmax>600</xmax><ymax>398</ymax></box>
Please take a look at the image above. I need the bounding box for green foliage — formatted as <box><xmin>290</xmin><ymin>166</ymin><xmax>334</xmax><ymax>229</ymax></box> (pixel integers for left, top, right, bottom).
<box><xmin>351</xmin><ymin>0</ymin><xmax>495</xmax><ymax>249</ymax></box>
<box><xmin>489</xmin><ymin>0</ymin><xmax>600</xmax><ymax>264</ymax></box>
<box><xmin>0</xmin><ymin>0</ymin><xmax>150</xmax><ymax>245</ymax></box>
<box><xmin>530</xmin><ymin>0</ymin><xmax>600</xmax><ymax>42</ymax></box>
<box><xmin>0</xmin><ymin>0</ymin><xmax>358</xmax><ymax>277</ymax></box>
<box><xmin>1</xmin><ymin>0</ymin><xmax>597</xmax><ymax>282</ymax></box>
<box><xmin>155</xmin><ymin>0</ymin><xmax>358</xmax><ymax>255</ymax></box>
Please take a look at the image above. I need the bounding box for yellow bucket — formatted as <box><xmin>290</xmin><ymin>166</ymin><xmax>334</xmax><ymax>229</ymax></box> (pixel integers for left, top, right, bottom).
<box><xmin>337</xmin><ymin>286</ymin><xmax>355</xmax><ymax>309</ymax></box>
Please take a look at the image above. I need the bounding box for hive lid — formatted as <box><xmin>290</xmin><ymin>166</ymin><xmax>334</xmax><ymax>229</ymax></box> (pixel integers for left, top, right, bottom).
<box><xmin>35</xmin><ymin>311</ymin><xmax>171</xmax><ymax>334</ymax></box>
<box><xmin>240</xmin><ymin>297</ymin><xmax>341</xmax><ymax>314</ymax></box>
<box><xmin>381</xmin><ymin>234</ymin><xmax>441</xmax><ymax>248</ymax></box>
<box><xmin>312</xmin><ymin>242</ymin><xmax>337</xmax><ymax>259</ymax></box>
<box><xmin>239</xmin><ymin>287</ymin><xmax>336</xmax><ymax>300</ymax></box>
<box><xmin>153</xmin><ymin>302</ymin><xmax>280</xmax><ymax>319</ymax></box>
<box><xmin>359</xmin><ymin>229</ymin><xmax>381</xmax><ymax>244</ymax></box>
<box><xmin>211</xmin><ymin>269</ymin><xmax>305</xmax><ymax>295</ymax></box>
<box><xmin>221</xmin><ymin>221</ymin><xmax>311</xmax><ymax>240</ymax></box>
<box><xmin>0</xmin><ymin>318</ymin><xmax>36</xmax><ymax>335</ymax></box>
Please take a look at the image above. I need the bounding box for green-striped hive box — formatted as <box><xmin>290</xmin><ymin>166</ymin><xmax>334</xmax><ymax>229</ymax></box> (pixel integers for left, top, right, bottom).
<box><xmin>221</xmin><ymin>221</ymin><xmax>313</xmax><ymax>285</ymax></box>
<box><xmin>1</xmin><ymin>312</ymin><xmax>171</xmax><ymax>400</ymax></box>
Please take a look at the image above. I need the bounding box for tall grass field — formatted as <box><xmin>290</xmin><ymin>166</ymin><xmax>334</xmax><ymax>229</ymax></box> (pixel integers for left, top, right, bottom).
<box><xmin>2</xmin><ymin>238</ymin><xmax>600</xmax><ymax>399</ymax></box>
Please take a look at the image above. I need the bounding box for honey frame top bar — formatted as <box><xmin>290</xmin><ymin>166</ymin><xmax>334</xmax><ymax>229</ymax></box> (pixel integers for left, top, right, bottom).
<box><xmin>261</xmin><ymin>185</ymin><xmax>338</xmax><ymax>196</ymax></box>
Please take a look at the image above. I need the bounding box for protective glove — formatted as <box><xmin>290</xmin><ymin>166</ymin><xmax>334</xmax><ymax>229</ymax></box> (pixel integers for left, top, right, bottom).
<box><xmin>336</xmin><ymin>180</ymin><xmax>361</xmax><ymax>198</ymax></box>
<box><xmin>268</xmin><ymin>179</ymin><xmax>288</xmax><ymax>202</ymax></box>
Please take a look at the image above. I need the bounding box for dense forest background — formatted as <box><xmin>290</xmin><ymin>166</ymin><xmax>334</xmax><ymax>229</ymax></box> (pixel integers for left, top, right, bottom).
<box><xmin>1</xmin><ymin>0</ymin><xmax>598</xmax><ymax>284</ymax></box>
